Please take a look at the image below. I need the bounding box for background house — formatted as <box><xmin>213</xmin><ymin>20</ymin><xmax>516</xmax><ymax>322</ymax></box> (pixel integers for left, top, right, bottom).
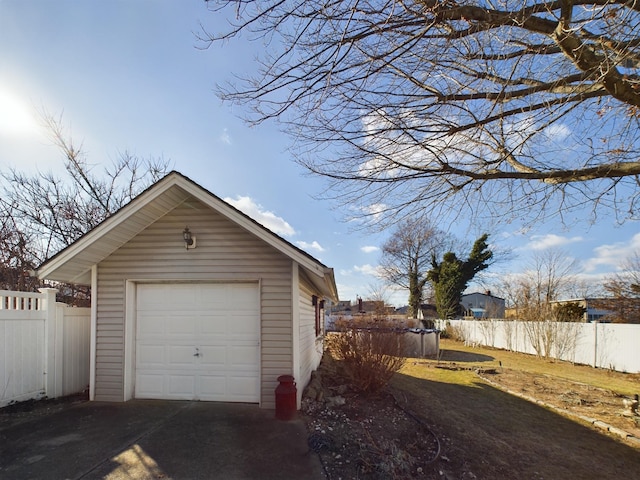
<box><xmin>36</xmin><ymin>172</ymin><xmax>338</xmax><ymax>409</ymax></box>
<box><xmin>551</xmin><ymin>298</ymin><xmax>613</xmax><ymax>322</ymax></box>
<box><xmin>461</xmin><ymin>291</ymin><xmax>506</xmax><ymax>319</ymax></box>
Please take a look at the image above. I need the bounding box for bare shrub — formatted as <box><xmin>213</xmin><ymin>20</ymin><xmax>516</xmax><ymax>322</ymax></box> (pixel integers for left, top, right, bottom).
<box><xmin>502</xmin><ymin>320</ymin><xmax>517</xmax><ymax>351</ymax></box>
<box><xmin>478</xmin><ymin>320</ymin><xmax>498</xmax><ymax>347</ymax></box>
<box><xmin>328</xmin><ymin>318</ymin><xmax>406</xmax><ymax>393</ymax></box>
<box><xmin>522</xmin><ymin>320</ymin><xmax>554</xmax><ymax>358</ymax></box>
<box><xmin>443</xmin><ymin>321</ymin><xmax>467</xmax><ymax>343</ymax></box>
<box><xmin>550</xmin><ymin>320</ymin><xmax>581</xmax><ymax>362</ymax></box>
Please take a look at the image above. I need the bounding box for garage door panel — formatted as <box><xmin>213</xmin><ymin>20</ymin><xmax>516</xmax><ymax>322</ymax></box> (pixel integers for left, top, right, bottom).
<box><xmin>228</xmin><ymin>346</ymin><xmax>260</xmax><ymax>367</ymax></box>
<box><xmin>199</xmin><ymin>286</ymin><xmax>227</xmax><ymax>304</ymax></box>
<box><xmin>198</xmin><ymin>375</ymin><xmax>227</xmax><ymax>399</ymax></box>
<box><xmin>135</xmin><ymin>374</ymin><xmax>165</xmax><ymax>398</ymax></box>
<box><xmin>166</xmin><ymin>285</ymin><xmax>198</xmax><ymax>305</ymax></box>
<box><xmin>168</xmin><ymin>346</ymin><xmax>198</xmax><ymax>366</ymax></box>
<box><xmin>137</xmin><ymin>314</ymin><xmax>165</xmax><ymax>335</ymax></box>
<box><xmin>198</xmin><ymin>345</ymin><xmax>226</xmax><ymax>366</ymax></box>
<box><xmin>229</xmin><ymin>284</ymin><xmax>259</xmax><ymax>302</ymax></box>
<box><xmin>199</xmin><ymin>316</ymin><xmax>227</xmax><ymax>335</ymax></box>
<box><xmin>228</xmin><ymin>375</ymin><xmax>259</xmax><ymax>400</ymax></box>
<box><xmin>137</xmin><ymin>285</ymin><xmax>171</xmax><ymax>306</ymax></box>
<box><xmin>137</xmin><ymin>345</ymin><xmax>166</xmax><ymax>367</ymax></box>
<box><xmin>136</xmin><ymin>283</ymin><xmax>260</xmax><ymax>402</ymax></box>
<box><xmin>228</xmin><ymin>315</ymin><xmax>259</xmax><ymax>336</ymax></box>
<box><xmin>169</xmin><ymin>375</ymin><xmax>196</xmax><ymax>397</ymax></box>
<box><xmin>167</xmin><ymin>316</ymin><xmax>196</xmax><ymax>335</ymax></box>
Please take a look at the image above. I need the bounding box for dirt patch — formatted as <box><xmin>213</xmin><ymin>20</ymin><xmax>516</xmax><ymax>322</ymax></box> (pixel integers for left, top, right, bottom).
<box><xmin>303</xmin><ymin>392</ymin><xmax>448</xmax><ymax>479</ymax></box>
<box><xmin>301</xmin><ymin>356</ymin><xmax>478</xmax><ymax>479</ymax></box>
<box><xmin>479</xmin><ymin>368</ymin><xmax>640</xmax><ymax>438</ymax></box>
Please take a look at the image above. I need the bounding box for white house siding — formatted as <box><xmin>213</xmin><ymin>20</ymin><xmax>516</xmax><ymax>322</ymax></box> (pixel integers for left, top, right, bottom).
<box><xmin>297</xmin><ymin>273</ymin><xmax>323</xmax><ymax>405</ymax></box>
<box><xmin>95</xmin><ymin>199</ymin><xmax>293</xmax><ymax>407</ymax></box>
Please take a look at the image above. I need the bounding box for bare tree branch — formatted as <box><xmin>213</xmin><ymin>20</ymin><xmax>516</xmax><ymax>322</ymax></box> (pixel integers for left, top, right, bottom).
<box><xmin>204</xmin><ymin>0</ymin><xmax>640</xmax><ymax>227</ymax></box>
<box><xmin>0</xmin><ymin>112</ymin><xmax>171</xmax><ymax>293</ymax></box>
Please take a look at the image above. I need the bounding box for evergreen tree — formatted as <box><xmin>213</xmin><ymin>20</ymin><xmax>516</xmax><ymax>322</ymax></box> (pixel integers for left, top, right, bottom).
<box><xmin>428</xmin><ymin>234</ymin><xmax>493</xmax><ymax>319</ymax></box>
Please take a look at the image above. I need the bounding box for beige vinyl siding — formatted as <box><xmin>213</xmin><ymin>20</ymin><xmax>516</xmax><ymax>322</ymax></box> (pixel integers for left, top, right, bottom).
<box><xmin>95</xmin><ymin>198</ymin><xmax>293</xmax><ymax>407</ymax></box>
<box><xmin>297</xmin><ymin>273</ymin><xmax>323</xmax><ymax>404</ymax></box>
<box><xmin>94</xmin><ymin>278</ymin><xmax>125</xmax><ymax>401</ymax></box>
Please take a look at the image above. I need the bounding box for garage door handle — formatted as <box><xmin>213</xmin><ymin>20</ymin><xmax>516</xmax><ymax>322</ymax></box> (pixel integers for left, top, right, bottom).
<box><xmin>194</xmin><ymin>348</ymin><xmax>201</xmax><ymax>357</ymax></box>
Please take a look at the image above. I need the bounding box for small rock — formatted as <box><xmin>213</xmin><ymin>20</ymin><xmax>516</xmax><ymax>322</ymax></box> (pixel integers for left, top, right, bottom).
<box><xmin>336</xmin><ymin>384</ymin><xmax>348</xmax><ymax>395</ymax></box>
<box><xmin>327</xmin><ymin>395</ymin><xmax>346</xmax><ymax>407</ymax></box>
<box><xmin>304</xmin><ymin>386</ymin><xmax>318</xmax><ymax>400</ymax></box>
<box><xmin>307</xmin><ymin>431</ymin><xmax>333</xmax><ymax>452</ymax></box>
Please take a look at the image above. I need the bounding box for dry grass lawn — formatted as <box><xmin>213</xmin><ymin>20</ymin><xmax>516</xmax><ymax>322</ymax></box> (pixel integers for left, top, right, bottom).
<box><xmin>391</xmin><ymin>338</ymin><xmax>640</xmax><ymax>479</ymax></box>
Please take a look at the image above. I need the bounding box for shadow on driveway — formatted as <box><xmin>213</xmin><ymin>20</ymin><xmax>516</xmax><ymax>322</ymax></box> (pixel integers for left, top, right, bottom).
<box><xmin>0</xmin><ymin>400</ymin><xmax>325</xmax><ymax>480</ymax></box>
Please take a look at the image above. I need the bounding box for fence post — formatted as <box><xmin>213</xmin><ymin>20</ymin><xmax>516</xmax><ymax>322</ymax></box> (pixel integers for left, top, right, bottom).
<box><xmin>593</xmin><ymin>321</ymin><xmax>598</xmax><ymax>368</ymax></box>
<box><xmin>40</xmin><ymin>288</ymin><xmax>61</xmax><ymax>398</ymax></box>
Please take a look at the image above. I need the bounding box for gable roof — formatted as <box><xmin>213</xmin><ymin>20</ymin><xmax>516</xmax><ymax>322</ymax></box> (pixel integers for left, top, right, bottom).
<box><xmin>36</xmin><ymin>171</ymin><xmax>338</xmax><ymax>300</ymax></box>
<box><xmin>462</xmin><ymin>291</ymin><xmax>505</xmax><ymax>301</ymax></box>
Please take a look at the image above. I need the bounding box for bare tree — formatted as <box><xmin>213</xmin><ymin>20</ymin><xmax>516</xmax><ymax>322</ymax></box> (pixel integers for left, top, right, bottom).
<box><xmin>498</xmin><ymin>248</ymin><xmax>580</xmax><ymax>319</ymax></box>
<box><xmin>0</xmin><ymin>112</ymin><xmax>171</xmax><ymax>294</ymax></box>
<box><xmin>599</xmin><ymin>252</ymin><xmax>640</xmax><ymax>323</ymax></box>
<box><xmin>0</xmin><ymin>214</ymin><xmax>39</xmax><ymax>291</ymax></box>
<box><xmin>203</xmin><ymin>1</ymin><xmax>640</xmax><ymax>228</ymax></box>
<box><xmin>497</xmin><ymin>248</ymin><xmax>581</xmax><ymax>357</ymax></box>
<box><xmin>378</xmin><ymin>218</ymin><xmax>452</xmax><ymax>318</ymax></box>
<box><xmin>528</xmin><ymin>248</ymin><xmax>581</xmax><ymax>306</ymax></box>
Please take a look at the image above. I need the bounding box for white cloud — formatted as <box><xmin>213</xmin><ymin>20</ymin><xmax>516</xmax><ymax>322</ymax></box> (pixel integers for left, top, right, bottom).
<box><xmin>339</xmin><ymin>265</ymin><xmax>379</xmax><ymax>276</ymax></box>
<box><xmin>353</xmin><ymin>264</ymin><xmax>381</xmax><ymax>277</ymax></box>
<box><xmin>361</xmin><ymin>245</ymin><xmax>379</xmax><ymax>253</ymax></box>
<box><xmin>224</xmin><ymin>195</ymin><xmax>296</xmax><ymax>237</ymax></box>
<box><xmin>544</xmin><ymin>123</ymin><xmax>571</xmax><ymax>141</ymax></box>
<box><xmin>296</xmin><ymin>240</ymin><xmax>325</xmax><ymax>253</ymax></box>
<box><xmin>584</xmin><ymin>233</ymin><xmax>640</xmax><ymax>272</ymax></box>
<box><xmin>526</xmin><ymin>234</ymin><xmax>583</xmax><ymax>250</ymax></box>
<box><xmin>219</xmin><ymin>128</ymin><xmax>231</xmax><ymax>145</ymax></box>
<box><xmin>365</xmin><ymin>203</ymin><xmax>386</xmax><ymax>219</ymax></box>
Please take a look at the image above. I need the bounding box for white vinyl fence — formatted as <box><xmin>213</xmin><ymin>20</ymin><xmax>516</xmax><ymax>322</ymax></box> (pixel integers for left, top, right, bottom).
<box><xmin>437</xmin><ymin>319</ymin><xmax>640</xmax><ymax>373</ymax></box>
<box><xmin>1</xmin><ymin>288</ymin><xmax>90</xmax><ymax>407</ymax></box>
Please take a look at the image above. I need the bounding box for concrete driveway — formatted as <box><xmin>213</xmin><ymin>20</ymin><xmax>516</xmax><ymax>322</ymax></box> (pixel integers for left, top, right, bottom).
<box><xmin>0</xmin><ymin>400</ymin><xmax>326</xmax><ymax>480</ymax></box>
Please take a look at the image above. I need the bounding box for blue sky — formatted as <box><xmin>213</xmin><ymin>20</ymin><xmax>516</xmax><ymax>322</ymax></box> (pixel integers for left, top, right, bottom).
<box><xmin>1</xmin><ymin>1</ymin><xmax>638</xmax><ymax>306</ymax></box>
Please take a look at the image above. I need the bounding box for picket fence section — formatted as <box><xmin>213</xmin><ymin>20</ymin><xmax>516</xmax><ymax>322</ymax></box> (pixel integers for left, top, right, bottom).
<box><xmin>0</xmin><ymin>289</ymin><xmax>90</xmax><ymax>407</ymax></box>
<box><xmin>437</xmin><ymin>319</ymin><xmax>640</xmax><ymax>373</ymax></box>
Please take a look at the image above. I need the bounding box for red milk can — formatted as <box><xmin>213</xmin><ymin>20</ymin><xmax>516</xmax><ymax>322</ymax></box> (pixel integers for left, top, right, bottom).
<box><xmin>275</xmin><ymin>375</ymin><xmax>297</xmax><ymax>420</ymax></box>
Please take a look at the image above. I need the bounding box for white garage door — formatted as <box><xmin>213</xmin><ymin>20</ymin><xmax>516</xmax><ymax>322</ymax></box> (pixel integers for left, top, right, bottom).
<box><xmin>135</xmin><ymin>283</ymin><xmax>260</xmax><ymax>402</ymax></box>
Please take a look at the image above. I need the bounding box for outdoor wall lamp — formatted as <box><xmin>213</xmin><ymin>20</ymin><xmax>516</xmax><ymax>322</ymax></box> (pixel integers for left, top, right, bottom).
<box><xmin>183</xmin><ymin>226</ymin><xmax>196</xmax><ymax>250</ymax></box>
